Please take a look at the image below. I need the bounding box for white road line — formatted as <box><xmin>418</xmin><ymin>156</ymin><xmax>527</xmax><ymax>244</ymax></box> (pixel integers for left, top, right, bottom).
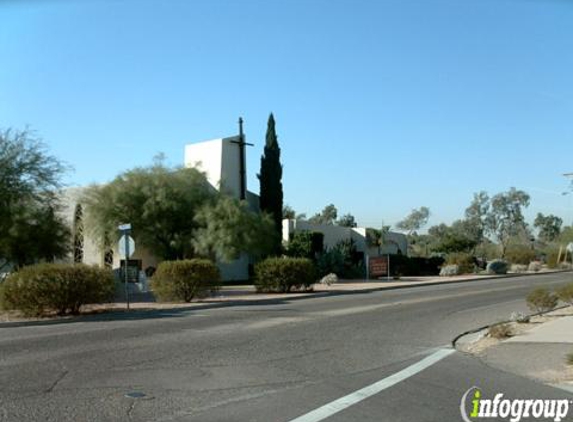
<box><xmin>288</xmin><ymin>348</ymin><xmax>456</xmax><ymax>422</ymax></box>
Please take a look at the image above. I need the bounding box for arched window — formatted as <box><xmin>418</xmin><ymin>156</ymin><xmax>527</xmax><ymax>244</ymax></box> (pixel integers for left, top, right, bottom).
<box><xmin>103</xmin><ymin>231</ymin><xmax>113</xmax><ymax>268</ymax></box>
<box><xmin>73</xmin><ymin>204</ymin><xmax>84</xmax><ymax>263</ymax></box>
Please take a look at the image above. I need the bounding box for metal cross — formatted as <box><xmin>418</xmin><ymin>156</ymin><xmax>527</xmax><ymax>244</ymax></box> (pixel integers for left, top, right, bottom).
<box><xmin>231</xmin><ymin>117</ymin><xmax>254</xmax><ymax>200</ymax></box>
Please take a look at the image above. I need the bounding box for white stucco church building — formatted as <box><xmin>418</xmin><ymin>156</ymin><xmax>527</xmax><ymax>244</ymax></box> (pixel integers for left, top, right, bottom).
<box><xmin>60</xmin><ymin>120</ymin><xmax>407</xmax><ymax>284</ymax></box>
<box><xmin>61</xmin><ymin>124</ymin><xmax>259</xmax><ymax>282</ymax></box>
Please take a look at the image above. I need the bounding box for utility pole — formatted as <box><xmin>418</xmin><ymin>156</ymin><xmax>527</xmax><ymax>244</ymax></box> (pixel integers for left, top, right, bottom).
<box><xmin>231</xmin><ymin>117</ymin><xmax>254</xmax><ymax>200</ymax></box>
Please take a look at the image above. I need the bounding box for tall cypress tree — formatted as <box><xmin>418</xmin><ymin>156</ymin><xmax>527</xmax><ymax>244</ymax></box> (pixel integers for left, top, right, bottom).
<box><xmin>258</xmin><ymin>113</ymin><xmax>284</xmax><ymax>254</ymax></box>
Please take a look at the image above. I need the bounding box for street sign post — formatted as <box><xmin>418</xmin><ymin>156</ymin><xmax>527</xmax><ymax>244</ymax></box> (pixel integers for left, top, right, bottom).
<box><xmin>118</xmin><ymin>235</ymin><xmax>135</xmax><ymax>258</ymax></box>
<box><xmin>118</xmin><ymin>224</ymin><xmax>134</xmax><ymax>311</ymax></box>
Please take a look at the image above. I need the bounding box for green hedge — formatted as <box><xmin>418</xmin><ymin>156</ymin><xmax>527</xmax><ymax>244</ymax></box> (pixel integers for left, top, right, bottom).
<box><xmin>382</xmin><ymin>255</ymin><xmax>445</xmax><ymax>277</ymax></box>
<box><xmin>151</xmin><ymin>259</ymin><xmax>220</xmax><ymax>302</ymax></box>
<box><xmin>0</xmin><ymin>263</ymin><xmax>115</xmax><ymax>316</ymax></box>
<box><xmin>255</xmin><ymin>257</ymin><xmax>316</xmax><ymax>293</ymax></box>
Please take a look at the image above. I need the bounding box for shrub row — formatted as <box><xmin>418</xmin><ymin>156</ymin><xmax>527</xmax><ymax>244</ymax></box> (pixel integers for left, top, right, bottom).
<box><xmin>254</xmin><ymin>257</ymin><xmax>316</xmax><ymax>293</ymax></box>
<box><xmin>151</xmin><ymin>259</ymin><xmax>220</xmax><ymax>302</ymax></box>
<box><xmin>387</xmin><ymin>255</ymin><xmax>445</xmax><ymax>277</ymax></box>
<box><xmin>0</xmin><ymin>263</ymin><xmax>115</xmax><ymax>316</ymax></box>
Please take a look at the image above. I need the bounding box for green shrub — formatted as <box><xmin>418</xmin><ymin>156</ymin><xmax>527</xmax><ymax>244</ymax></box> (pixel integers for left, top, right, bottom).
<box><xmin>556</xmin><ymin>283</ymin><xmax>573</xmax><ymax>305</ymax></box>
<box><xmin>526</xmin><ymin>287</ymin><xmax>558</xmax><ymax>313</ymax></box>
<box><xmin>285</xmin><ymin>231</ymin><xmax>324</xmax><ymax>260</ymax></box>
<box><xmin>316</xmin><ymin>249</ymin><xmax>345</xmax><ymax>278</ymax></box>
<box><xmin>488</xmin><ymin>323</ymin><xmax>513</xmax><ymax>339</ymax></box>
<box><xmin>567</xmin><ymin>352</ymin><xmax>573</xmax><ymax>366</ymax></box>
<box><xmin>445</xmin><ymin>253</ymin><xmax>475</xmax><ymax>274</ymax></box>
<box><xmin>317</xmin><ymin>239</ymin><xmax>364</xmax><ymax>279</ymax></box>
<box><xmin>544</xmin><ymin>247</ymin><xmax>562</xmax><ymax>269</ymax></box>
<box><xmin>486</xmin><ymin>259</ymin><xmax>509</xmax><ymax>275</ymax></box>
<box><xmin>505</xmin><ymin>245</ymin><xmax>536</xmax><ymax>265</ymax></box>
<box><xmin>255</xmin><ymin>257</ymin><xmax>316</xmax><ymax>293</ymax></box>
<box><xmin>1</xmin><ymin>263</ymin><xmax>114</xmax><ymax>316</ymax></box>
<box><xmin>151</xmin><ymin>259</ymin><xmax>220</xmax><ymax>302</ymax></box>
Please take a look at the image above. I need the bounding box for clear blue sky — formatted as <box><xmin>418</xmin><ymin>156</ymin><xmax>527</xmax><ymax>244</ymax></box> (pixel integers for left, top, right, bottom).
<box><xmin>2</xmin><ymin>0</ymin><xmax>573</xmax><ymax>229</ymax></box>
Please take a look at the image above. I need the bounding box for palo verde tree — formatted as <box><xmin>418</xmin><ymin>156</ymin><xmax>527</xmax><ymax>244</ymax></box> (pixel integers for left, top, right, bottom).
<box><xmin>485</xmin><ymin>187</ymin><xmax>530</xmax><ymax>258</ymax></box>
<box><xmin>309</xmin><ymin>204</ymin><xmax>338</xmax><ymax>225</ymax></box>
<box><xmin>83</xmin><ymin>160</ymin><xmax>217</xmax><ymax>260</ymax></box>
<box><xmin>258</xmin><ymin>113</ymin><xmax>284</xmax><ymax>255</ymax></box>
<box><xmin>193</xmin><ymin>196</ymin><xmax>276</xmax><ymax>262</ymax></box>
<box><xmin>534</xmin><ymin>213</ymin><xmax>563</xmax><ymax>242</ymax></box>
<box><xmin>464</xmin><ymin>191</ymin><xmax>490</xmax><ymax>248</ymax></box>
<box><xmin>337</xmin><ymin>213</ymin><xmax>358</xmax><ymax>228</ymax></box>
<box><xmin>396</xmin><ymin>206</ymin><xmax>431</xmax><ymax>235</ymax></box>
<box><xmin>0</xmin><ymin>128</ymin><xmax>70</xmax><ymax>269</ymax></box>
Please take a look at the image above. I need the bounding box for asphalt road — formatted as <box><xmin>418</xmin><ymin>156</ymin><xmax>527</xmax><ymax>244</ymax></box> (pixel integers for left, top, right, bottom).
<box><xmin>1</xmin><ymin>273</ymin><xmax>573</xmax><ymax>422</ymax></box>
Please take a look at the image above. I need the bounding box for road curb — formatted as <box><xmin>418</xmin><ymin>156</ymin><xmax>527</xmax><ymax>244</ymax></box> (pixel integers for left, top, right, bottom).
<box><xmin>451</xmin><ymin>304</ymin><xmax>573</xmax><ymax>350</ymax></box>
<box><xmin>1</xmin><ymin>270</ymin><xmax>570</xmax><ymax>329</ymax></box>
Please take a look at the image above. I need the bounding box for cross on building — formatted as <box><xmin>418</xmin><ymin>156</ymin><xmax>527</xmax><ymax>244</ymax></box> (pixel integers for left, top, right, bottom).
<box><xmin>230</xmin><ymin>117</ymin><xmax>254</xmax><ymax>200</ymax></box>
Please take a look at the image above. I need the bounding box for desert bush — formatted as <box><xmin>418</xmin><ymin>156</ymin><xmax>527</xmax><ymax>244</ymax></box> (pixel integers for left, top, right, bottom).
<box><xmin>0</xmin><ymin>263</ymin><xmax>114</xmax><ymax>316</ymax></box>
<box><xmin>151</xmin><ymin>259</ymin><xmax>220</xmax><ymax>302</ymax></box>
<box><xmin>445</xmin><ymin>253</ymin><xmax>475</xmax><ymax>274</ymax></box>
<box><xmin>556</xmin><ymin>283</ymin><xmax>573</xmax><ymax>305</ymax></box>
<box><xmin>317</xmin><ymin>239</ymin><xmax>364</xmax><ymax>279</ymax></box>
<box><xmin>316</xmin><ymin>248</ymin><xmax>345</xmax><ymax>277</ymax></box>
<box><xmin>526</xmin><ymin>287</ymin><xmax>558</xmax><ymax>313</ymax></box>
<box><xmin>567</xmin><ymin>352</ymin><xmax>573</xmax><ymax>366</ymax></box>
<box><xmin>510</xmin><ymin>264</ymin><xmax>528</xmax><ymax>273</ymax></box>
<box><xmin>285</xmin><ymin>231</ymin><xmax>324</xmax><ymax>260</ymax></box>
<box><xmin>255</xmin><ymin>257</ymin><xmax>316</xmax><ymax>293</ymax></box>
<box><xmin>545</xmin><ymin>248</ymin><xmax>560</xmax><ymax>269</ymax></box>
<box><xmin>505</xmin><ymin>245</ymin><xmax>536</xmax><ymax>265</ymax></box>
<box><xmin>439</xmin><ymin>264</ymin><xmax>459</xmax><ymax>277</ymax></box>
<box><xmin>528</xmin><ymin>261</ymin><xmax>542</xmax><ymax>272</ymax></box>
<box><xmin>488</xmin><ymin>323</ymin><xmax>513</xmax><ymax>339</ymax></box>
<box><xmin>486</xmin><ymin>259</ymin><xmax>509</xmax><ymax>275</ymax></box>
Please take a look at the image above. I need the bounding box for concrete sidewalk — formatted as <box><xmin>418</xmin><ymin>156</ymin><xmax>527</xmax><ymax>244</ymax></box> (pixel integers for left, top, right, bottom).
<box><xmin>220</xmin><ymin>271</ymin><xmax>556</xmax><ymax>297</ymax></box>
<box><xmin>506</xmin><ymin>315</ymin><xmax>573</xmax><ymax>344</ymax></box>
<box><xmin>459</xmin><ymin>308</ymin><xmax>573</xmax><ymax>393</ymax></box>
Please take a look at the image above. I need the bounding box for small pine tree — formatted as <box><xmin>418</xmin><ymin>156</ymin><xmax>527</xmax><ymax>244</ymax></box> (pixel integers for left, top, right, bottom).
<box><xmin>258</xmin><ymin>113</ymin><xmax>284</xmax><ymax>254</ymax></box>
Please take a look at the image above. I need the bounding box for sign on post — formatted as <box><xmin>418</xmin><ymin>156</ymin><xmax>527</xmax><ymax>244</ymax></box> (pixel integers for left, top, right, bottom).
<box><xmin>118</xmin><ymin>235</ymin><xmax>135</xmax><ymax>258</ymax></box>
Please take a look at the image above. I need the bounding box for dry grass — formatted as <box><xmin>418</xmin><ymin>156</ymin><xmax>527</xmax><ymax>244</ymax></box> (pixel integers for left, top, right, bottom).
<box><xmin>488</xmin><ymin>323</ymin><xmax>514</xmax><ymax>339</ymax></box>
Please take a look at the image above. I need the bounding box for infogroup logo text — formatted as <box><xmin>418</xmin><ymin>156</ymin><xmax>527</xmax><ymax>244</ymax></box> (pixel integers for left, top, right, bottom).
<box><xmin>460</xmin><ymin>387</ymin><xmax>572</xmax><ymax>422</ymax></box>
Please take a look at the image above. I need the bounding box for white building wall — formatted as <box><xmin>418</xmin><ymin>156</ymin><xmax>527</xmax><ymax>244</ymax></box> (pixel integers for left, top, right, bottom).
<box><xmin>184</xmin><ymin>139</ymin><xmax>223</xmax><ymax>190</ymax></box>
<box><xmin>220</xmin><ymin>136</ymin><xmax>243</xmax><ymax>198</ymax></box>
<box><xmin>185</xmin><ymin>135</ymin><xmax>253</xmax><ymax>282</ymax></box>
<box><xmin>59</xmin><ymin>187</ymin><xmax>102</xmax><ymax>266</ymax></box>
<box><xmin>282</xmin><ymin>219</ymin><xmax>408</xmax><ymax>257</ymax></box>
<box><xmin>184</xmin><ymin>136</ymin><xmax>245</xmax><ymax>199</ymax></box>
